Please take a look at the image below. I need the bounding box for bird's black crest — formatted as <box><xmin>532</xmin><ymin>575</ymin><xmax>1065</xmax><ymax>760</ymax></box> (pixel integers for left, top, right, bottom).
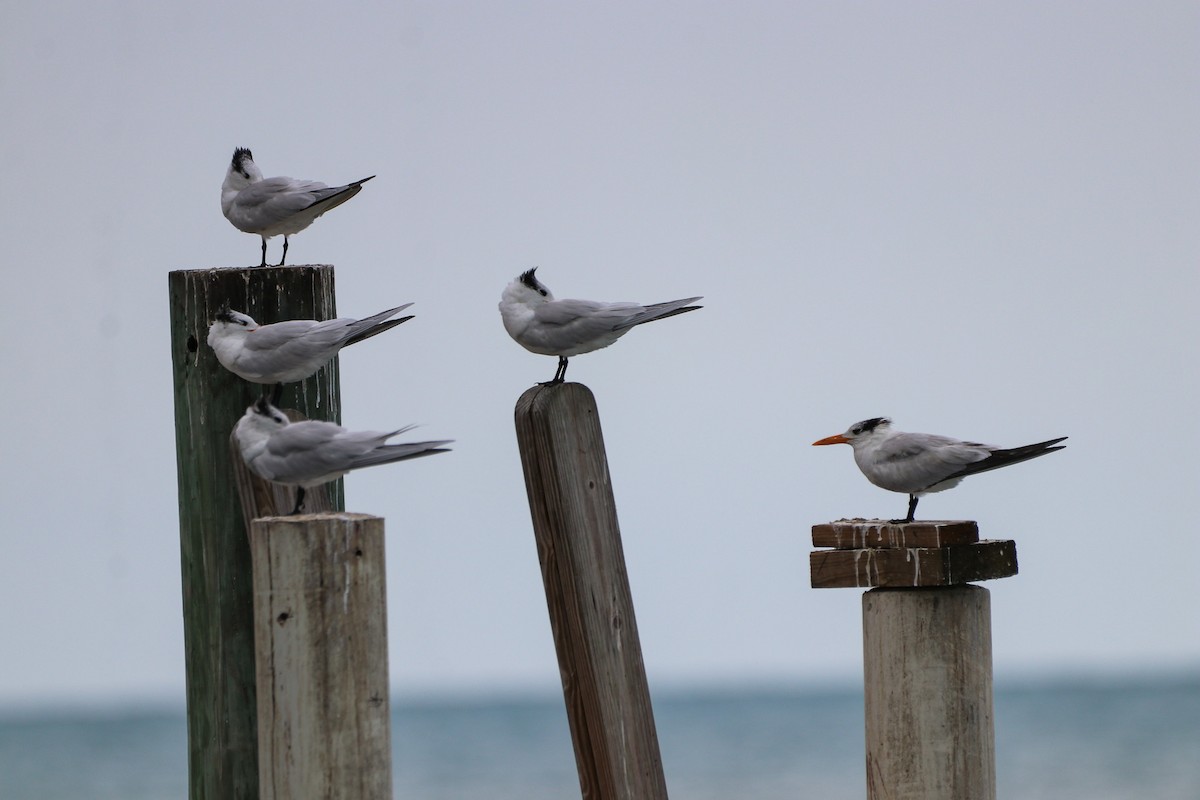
<box><xmin>232</xmin><ymin>147</ymin><xmax>253</xmax><ymax>175</ymax></box>
<box><xmin>253</xmin><ymin>396</ymin><xmax>272</xmax><ymax>415</ymax></box>
<box><xmin>853</xmin><ymin>417</ymin><xmax>890</xmax><ymax>435</ymax></box>
<box><xmin>215</xmin><ymin>303</ymin><xmax>235</xmax><ymax>323</ymax></box>
<box><xmin>519</xmin><ymin>267</ymin><xmax>549</xmax><ymax>297</ymax></box>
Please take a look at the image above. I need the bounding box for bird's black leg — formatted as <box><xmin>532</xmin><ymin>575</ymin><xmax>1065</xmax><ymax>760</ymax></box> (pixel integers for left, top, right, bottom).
<box><xmin>289</xmin><ymin>486</ymin><xmax>306</xmax><ymax>516</ymax></box>
<box><xmin>259</xmin><ymin>237</ymin><xmax>268</xmax><ymax>268</ymax></box>
<box><xmin>270</xmin><ymin>383</ymin><xmax>283</xmax><ymax>406</ymax></box>
<box><xmin>890</xmin><ymin>495</ymin><xmax>918</xmax><ymax>525</ymax></box>
<box><xmin>541</xmin><ymin>356</ymin><xmax>569</xmax><ymax>386</ymax></box>
<box><xmin>276</xmin><ymin>236</ymin><xmax>289</xmax><ymax>267</ymax></box>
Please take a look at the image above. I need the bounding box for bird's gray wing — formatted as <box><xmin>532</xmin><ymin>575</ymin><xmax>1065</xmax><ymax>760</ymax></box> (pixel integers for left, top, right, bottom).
<box><xmin>239</xmin><ymin>320</ymin><xmax>324</xmax><ymax>353</ymax></box>
<box><xmin>256</xmin><ymin>420</ymin><xmax>350</xmax><ymax>482</ymax></box>
<box><xmin>939</xmin><ymin>437</ymin><xmax>1068</xmax><ymax>484</ymax></box>
<box><xmin>265</xmin><ymin>306</ymin><xmax>413</xmax><ymax>368</ymax></box>
<box><xmin>865</xmin><ymin>433</ymin><xmax>992</xmax><ymax>493</ymax></box>
<box><xmin>533</xmin><ymin>299</ymin><xmax>614</xmax><ymax>327</ymax></box>
<box><xmin>346</xmin><ymin>440</ymin><xmax>454</xmax><ymax>470</ymax></box>
<box><xmin>262</xmin><ymin>423</ymin><xmax>431</xmax><ymax>483</ymax></box>
<box><xmin>228</xmin><ymin>176</ymin><xmax>372</xmax><ymax>232</ymax></box>
<box><xmin>277</xmin><ymin>425</ymin><xmax>443</xmax><ymax>479</ymax></box>
<box><xmin>297</xmin><ymin>177</ymin><xmax>373</xmax><ymax>217</ymax></box>
<box><xmin>613</xmin><ymin>297</ymin><xmax>703</xmax><ymax>330</ymax></box>
<box><xmin>526</xmin><ymin>300</ymin><xmax>638</xmax><ymax>351</ymax></box>
<box><xmin>343</xmin><ymin>303</ymin><xmax>415</xmax><ymax>346</ymax></box>
<box><xmin>231</xmin><ymin>319</ymin><xmax>351</xmax><ymax>380</ymax></box>
<box><xmin>233</xmin><ymin>177</ymin><xmax>332</xmax><ymax>219</ymax></box>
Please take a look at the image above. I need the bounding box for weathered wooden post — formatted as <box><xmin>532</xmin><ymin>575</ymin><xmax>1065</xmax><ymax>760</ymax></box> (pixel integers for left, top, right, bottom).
<box><xmin>810</xmin><ymin>520</ymin><xmax>1017</xmax><ymax>800</ymax></box>
<box><xmin>168</xmin><ymin>265</ymin><xmax>343</xmax><ymax>799</ymax></box>
<box><xmin>514</xmin><ymin>382</ymin><xmax>669</xmax><ymax>800</ymax></box>
<box><xmin>251</xmin><ymin>513</ymin><xmax>392</xmax><ymax>800</ymax></box>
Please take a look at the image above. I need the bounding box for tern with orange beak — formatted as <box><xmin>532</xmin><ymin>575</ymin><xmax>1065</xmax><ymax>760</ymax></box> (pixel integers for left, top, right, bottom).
<box><xmin>812</xmin><ymin>417</ymin><xmax>1067</xmax><ymax>523</ymax></box>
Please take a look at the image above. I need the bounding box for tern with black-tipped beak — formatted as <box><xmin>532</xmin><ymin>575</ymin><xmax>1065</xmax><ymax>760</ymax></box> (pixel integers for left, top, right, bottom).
<box><xmin>207</xmin><ymin>304</ymin><xmax>414</xmax><ymax>403</ymax></box>
<box><xmin>812</xmin><ymin>417</ymin><xmax>1067</xmax><ymax>523</ymax></box>
<box><xmin>233</xmin><ymin>398</ymin><xmax>452</xmax><ymax>515</ymax></box>
<box><xmin>221</xmin><ymin>147</ymin><xmax>374</xmax><ymax>267</ymax></box>
<box><xmin>498</xmin><ymin>268</ymin><xmax>702</xmax><ymax>384</ymax></box>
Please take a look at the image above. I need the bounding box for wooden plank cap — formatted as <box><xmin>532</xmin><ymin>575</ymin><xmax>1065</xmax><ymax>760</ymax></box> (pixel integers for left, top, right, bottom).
<box><xmin>810</xmin><ymin>539</ymin><xmax>1017</xmax><ymax>589</ymax></box>
<box><xmin>812</xmin><ymin>519</ymin><xmax>979</xmax><ymax>550</ymax></box>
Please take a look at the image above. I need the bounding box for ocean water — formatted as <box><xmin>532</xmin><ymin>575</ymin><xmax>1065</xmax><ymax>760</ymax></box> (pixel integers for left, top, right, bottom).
<box><xmin>1</xmin><ymin>676</ymin><xmax>1196</xmax><ymax>799</ymax></box>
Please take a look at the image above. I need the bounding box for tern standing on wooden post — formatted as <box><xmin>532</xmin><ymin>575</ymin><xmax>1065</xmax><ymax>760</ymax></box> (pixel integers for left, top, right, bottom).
<box><xmin>233</xmin><ymin>397</ymin><xmax>452</xmax><ymax>515</ymax></box>
<box><xmin>499</xmin><ymin>268</ymin><xmax>702</xmax><ymax>384</ymax></box>
<box><xmin>221</xmin><ymin>147</ymin><xmax>375</xmax><ymax>267</ymax></box>
<box><xmin>208</xmin><ymin>303</ymin><xmax>414</xmax><ymax>403</ymax></box>
<box><xmin>812</xmin><ymin>417</ymin><xmax>1067</xmax><ymax>523</ymax></box>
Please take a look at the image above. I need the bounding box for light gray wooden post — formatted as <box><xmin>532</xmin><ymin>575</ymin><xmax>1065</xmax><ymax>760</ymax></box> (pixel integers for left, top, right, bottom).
<box><xmin>863</xmin><ymin>585</ymin><xmax>995</xmax><ymax>800</ymax></box>
<box><xmin>810</xmin><ymin>520</ymin><xmax>1011</xmax><ymax>800</ymax></box>
<box><xmin>168</xmin><ymin>265</ymin><xmax>343</xmax><ymax>799</ymax></box>
<box><xmin>251</xmin><ymin>513</ymin><xmax>392</xmax><ymax>800</ymax></box>
<box><xmin>514</xmin><ymin>382</ymin><xmax>669</xmax><ymax>800</ymax></box>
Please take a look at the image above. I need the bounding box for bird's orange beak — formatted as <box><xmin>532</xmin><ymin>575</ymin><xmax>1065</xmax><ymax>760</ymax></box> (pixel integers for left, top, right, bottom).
<box><xmin>812</xmin><ymin>434</ymin><xmax>849</xmax><ymax>446</ymax></box>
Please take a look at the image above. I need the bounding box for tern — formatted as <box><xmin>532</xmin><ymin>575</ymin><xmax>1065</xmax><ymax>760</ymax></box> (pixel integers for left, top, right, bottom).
<box><xmin>812</xmin><ymin>417</ymin><xmax>1067</xmax><ymax>523</ymax></box>
<box><xmin>221</xmin><ymin>147</ymin><xmax>374</xmax><ymax>267</ymax></box>
<box><xmin>499</xmin><ymin>268</ymin><xmax>702</xmax><ymax>383</ymax></box>
<box><xmin>233</xmin><ymin>397</ymin><xmax>452</xmax><ymax>515</ymax></box>
<box><xmin>208</xmin><ymin>304</ymin><xmax>414</xmax><ymax>403</ymax></box>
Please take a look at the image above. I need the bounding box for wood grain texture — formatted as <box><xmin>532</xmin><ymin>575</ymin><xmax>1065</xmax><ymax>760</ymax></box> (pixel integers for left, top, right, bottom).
<box><xmin>863</xmin><ymin>586</ymin><xmax>996</xmax><ymax>800</ymax></box>
<box><xmin>812</xmin><ymin>520</ymin><xmax>979</xmax><ymax>549</ymax></box>
<box><xmin>809</xmin><ymin>540</ymin><xmax>1017</xmax><ymax>588</ymax></box>
<box><xmin>251</xmin><ymin>514</ymin><xmax>391</xmax><ymax>800</ymax></box>
<box><xmin>514</xmin><ymin>382</ymin><xmax>669</xmax><ymax>800</ymax></box>
<box><xmin>168</xmin><ymin>265</ymin><xmax>344</xmax><ymax>800</ymax></box>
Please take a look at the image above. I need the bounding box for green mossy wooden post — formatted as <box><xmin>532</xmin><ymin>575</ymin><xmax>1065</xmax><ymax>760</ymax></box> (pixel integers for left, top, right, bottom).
<box><xmin>168</xmin><ymin>265</ymin><xmax>344</xmax><ymax>799</ymax></box>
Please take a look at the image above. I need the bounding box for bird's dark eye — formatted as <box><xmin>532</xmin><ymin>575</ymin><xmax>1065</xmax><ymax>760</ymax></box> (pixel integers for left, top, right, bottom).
<box><xmin>851</xmin><ymin>426</ymin><xmax>862</xmax><ymax>435</ymax></box>
<box><xmin>240</xmin><ymin>319</ymin><xmax>249</xmax><ymax>326</ymax></box>
<box><xmin>539</xmin><ymin>289</ymin><xmax>547</xmax><ymax>296</ymax></box>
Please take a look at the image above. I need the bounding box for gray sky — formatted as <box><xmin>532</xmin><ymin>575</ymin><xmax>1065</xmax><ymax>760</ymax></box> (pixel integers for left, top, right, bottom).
<box><xmin>1</xmin><ymin>1</ymin><xmax>1197</xmax><ymax>707</ymax></box>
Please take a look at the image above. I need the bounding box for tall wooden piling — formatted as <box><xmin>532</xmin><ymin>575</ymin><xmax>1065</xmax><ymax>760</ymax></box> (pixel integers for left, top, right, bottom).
<box><xmin>168</xmin><ymin>265</ymin><xmax>344</xmax><ymax>799</ymax></box>
<box><xmin>514</xmin><ymin>382</ymin><xmax>669</xmax><ymax>800</ymax></box>
<box><xmin>251</xmin><ymin>513</ymin><xmax>392</xmax><ymax>800</ymax></box>
<box><xmin>863</xmin><ymin>585</ymin><xmax>995</xmax><ymax>800</ymax></box>
<box><xmin>810</xmin><ymin>520</ymin><xmax>1013</xmax><ymax>800</ymax></box>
